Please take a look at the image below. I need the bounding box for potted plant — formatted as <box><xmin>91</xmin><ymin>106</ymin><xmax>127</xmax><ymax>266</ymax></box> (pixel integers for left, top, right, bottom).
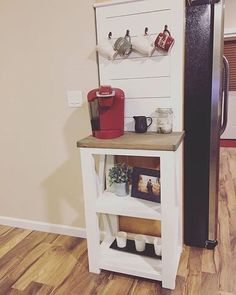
<box><xmin>108</xmin><ymin>163</ymin><xmax>132</xmax><ymax>196</ymax></box>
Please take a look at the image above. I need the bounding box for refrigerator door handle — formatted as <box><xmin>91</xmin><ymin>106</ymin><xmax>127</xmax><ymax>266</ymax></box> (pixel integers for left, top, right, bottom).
<box><xmin>221</xmin><ymin>55</ymin><xmax>230</xmax><ymax>136</ymax></box>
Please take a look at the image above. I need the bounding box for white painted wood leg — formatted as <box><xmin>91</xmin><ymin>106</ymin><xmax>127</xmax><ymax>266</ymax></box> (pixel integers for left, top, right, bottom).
<box><xmin>106</xmin><ymin>155</ymin><xmax>115</xmax><ymax>192</ymax></box>
<box><xmin>98</xmin><ymin>155</ymin><xmax>106</xmax><ymax>193</ymax></box>
<box><xmin>176</xmin><ymin>143</ymin><xmax>183</xmax><ymax>249</ymax></box>
<box><xmin>80</xmin><ymin>148</ymin><xmax>101</xmax><ymax>274</ymax></box>
<box><xmin>161</xmin><ymin>151</ymin><xmax>178</xmax><ymax>290</ymax></box>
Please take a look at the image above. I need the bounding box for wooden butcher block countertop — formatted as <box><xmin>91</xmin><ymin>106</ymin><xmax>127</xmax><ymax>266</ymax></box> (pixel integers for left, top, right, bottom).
<box><xmin>77</xmin><ymin>132</ymin><xmax>184</xmax><ymax>151</ymax></box>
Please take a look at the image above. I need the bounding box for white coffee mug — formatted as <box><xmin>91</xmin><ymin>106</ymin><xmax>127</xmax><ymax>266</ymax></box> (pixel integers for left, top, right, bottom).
<box><xmin>134</xmin><ymin>234</ymin><xmax>146</xmax><ymax>252</ymax></box>
<box><xmin>153</xmin><ymin>237</ymin><xmax>162</xmax><ymax>256</ymax></box>
<box><xmin>116</xmin><ymin>231</ymin><xmax>127</xmax><ymax>248</ymax></box>
<box><xmin>96</xmin><ymin>39</ymin><xmax>117</xmax><ymax>60</ymax></box>
<box><xmin>132</xmin><ymin>35</ymin><xmax>155</xmax><ymax>57</ymax></box>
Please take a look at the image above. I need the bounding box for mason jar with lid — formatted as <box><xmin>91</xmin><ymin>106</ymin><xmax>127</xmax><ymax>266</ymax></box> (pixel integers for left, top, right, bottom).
<box><xmin>156</xmin><ymin>108</ymin><xmax>173</xmax><ymax>134</ymax></box>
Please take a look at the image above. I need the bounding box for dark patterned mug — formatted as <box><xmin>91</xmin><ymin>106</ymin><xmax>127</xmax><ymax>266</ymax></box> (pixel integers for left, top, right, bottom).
<box><xmin>114</xmin><ymin>34</ymin><xmax>132</xmax><ymax>57</ymax></box>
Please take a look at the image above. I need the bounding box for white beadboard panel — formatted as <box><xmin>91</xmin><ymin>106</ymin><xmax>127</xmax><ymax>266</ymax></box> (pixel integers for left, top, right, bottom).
<box><xmin>100</xmin><ymin>55</ymin><xmax>170</xmax><ymax>80</ymax></box>
<box><xmin>111</xmin><ymin>76</ymin><xmax>170</xmax><ymax>98</ymax></box>
<box><xmin>96</xmin><ymin>0</ymin><xmax>171</xmax><ymax>20</ymax></box>
<box><xmin>95</xmin><ymin>0</ymin><xmax>185</xmax><ymax>131</ymax></box>
<box><xmin>96</xmin><ymin>9</ymin><xmax>171</xmax><ymax>41</ymax></box>
<box><xmin>169</xmin><ymin>1</ymin><xmax>185</xmax><ymax>131</ymax></box>
<box><xmin>125</xmin><ymin>97</ymin><xmax>172</xmax><ymax>117</ymax></box>
<box><xmin>94</xmin><ymin>0</ymin><xmax>145</xmax><ymax>8</ymax></box>
<box><xmin>125</xmin><ymin>117</ymin><xmax>158</xmax><ymax>132</ymax></box>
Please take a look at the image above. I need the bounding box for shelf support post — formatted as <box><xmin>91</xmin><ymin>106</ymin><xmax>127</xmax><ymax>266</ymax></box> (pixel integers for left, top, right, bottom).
<box><xmin>80</xmin><ymin>148</ymin><xmax>101</xmax><ymax>274</ymax></box>
<box><xmin>161</xmin><ymin>151</ymin><xmax>179</xmax><ymax>289</ymax></box>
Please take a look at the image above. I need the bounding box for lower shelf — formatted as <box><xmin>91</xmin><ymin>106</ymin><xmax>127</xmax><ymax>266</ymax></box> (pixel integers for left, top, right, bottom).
<box><xmin>110</xmin><ymin>238</ymin><xmax>162</xmax><ymax>260</ymax></box>
<box><xmin>99</xmin><ymin>237</ymin><xmax>162</xmax><ymax>281</ymax></box>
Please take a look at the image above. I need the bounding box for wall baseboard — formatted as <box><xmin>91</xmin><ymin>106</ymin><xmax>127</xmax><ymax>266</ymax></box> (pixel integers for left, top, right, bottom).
<box><xmin>0</xmin><ymin>216</ymin><xmax>86</xmax><ymax>238</ymax></box>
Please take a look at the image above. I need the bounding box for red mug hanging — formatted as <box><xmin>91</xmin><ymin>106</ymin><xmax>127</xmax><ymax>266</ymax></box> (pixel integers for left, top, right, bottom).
<box><xmin>155</xmin><ymin>25</ymin><xmax>175</xmax><ymax>53</ymax></box>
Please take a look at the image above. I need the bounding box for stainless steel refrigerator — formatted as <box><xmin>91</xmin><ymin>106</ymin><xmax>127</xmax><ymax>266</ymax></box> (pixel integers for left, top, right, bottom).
<box><xmin>184</xmin><ymin>0</ymin><xmax>229</xmax><ymax>249</ymax></box>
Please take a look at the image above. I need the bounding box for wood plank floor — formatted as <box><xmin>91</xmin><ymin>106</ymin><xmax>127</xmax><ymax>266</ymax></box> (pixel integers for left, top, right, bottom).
<box><xmin>0</xmin><ymin>147</ymin><xmax>235</xmax><ymax>295</ymax></box>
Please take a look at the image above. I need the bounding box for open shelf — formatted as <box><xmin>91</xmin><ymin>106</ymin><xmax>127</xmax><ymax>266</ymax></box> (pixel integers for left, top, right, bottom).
<box><xmin>78</xmin><ymin>131</ymin><xmax>184</xmax><ymax>289</ymax></box>
<box><xmin>96</xmin><ymin>190</ymin><xmax>161</xmax><ymax>220</ymax></box>
<box><xmin>110</xmin><ymin>238</ymin><xmax>162</xmax><ymax>259</ymax></box>
<box><xmin>99</xmin><ymin>237</ymin><xmax>162</xmax><ymax>281</ymax></box>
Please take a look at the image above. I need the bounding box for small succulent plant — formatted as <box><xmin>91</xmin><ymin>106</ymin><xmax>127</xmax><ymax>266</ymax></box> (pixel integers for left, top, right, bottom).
<box><xmin>108</xmin><ymin>163</ymin><xmax>132</xmax><ymax>186</ymax></box>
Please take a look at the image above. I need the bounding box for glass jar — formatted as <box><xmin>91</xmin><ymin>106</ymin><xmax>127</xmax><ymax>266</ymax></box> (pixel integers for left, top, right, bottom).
<box><xmin>156</xmin><ymin>108</ymin><xmax>173</xmax><ymax>134</ymax></box>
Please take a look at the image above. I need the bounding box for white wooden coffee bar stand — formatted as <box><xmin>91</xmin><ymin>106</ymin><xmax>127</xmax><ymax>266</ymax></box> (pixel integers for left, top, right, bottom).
<box><xmin>77</xmin><ymin>132</ymin><xmax>184</xmax><ymax>289</ymax></box>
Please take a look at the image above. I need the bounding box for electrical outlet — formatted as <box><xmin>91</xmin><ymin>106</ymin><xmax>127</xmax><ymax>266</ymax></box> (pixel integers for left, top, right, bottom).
<box><xmin>67</xmin><ymin>90</ymin><xmax>83</xmax><ymax>107</ymax></box>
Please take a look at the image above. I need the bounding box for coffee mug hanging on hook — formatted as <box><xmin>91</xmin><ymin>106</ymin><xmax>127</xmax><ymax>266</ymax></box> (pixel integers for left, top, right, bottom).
<box><xmin>154</xmin><ymin>25</ymin><xmax>175</xmax><ymax>53</ymax></box>
<box><xmin>114</xmin><ymin>30</ymin><xmax>132</xmax><ymax>57</ymax></box>
<box><xmin>132</xmin><ymin>27</ymin><xmax>155</xmax><ymax>57</ymax></box>
<box><xmin>96</xmin><ymin>32</ymin><xmax>118</xmax><ymax>60</ymax></box>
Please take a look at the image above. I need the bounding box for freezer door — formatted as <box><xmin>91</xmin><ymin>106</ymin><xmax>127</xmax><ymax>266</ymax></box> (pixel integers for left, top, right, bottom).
<box><xmin>184</xmin><ymin>1</ymin><xmax>224</xmax><ymax>248</ymax></box>
<box><xmin>208</xmin><ymin>0</ymin><xmax>224</xmax><ymax>243</ymax></box>
<box><xmin>184</xmin><ymin>3</ymin><xmax>213</xmax><ymax>248</ymax></box>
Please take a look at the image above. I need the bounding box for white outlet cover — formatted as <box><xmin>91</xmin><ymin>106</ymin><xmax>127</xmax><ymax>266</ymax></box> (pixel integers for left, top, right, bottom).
<box><xmin>67</xmin><ymin>90</ymin><xmax>83</xmax><ymax>107</ymax></box>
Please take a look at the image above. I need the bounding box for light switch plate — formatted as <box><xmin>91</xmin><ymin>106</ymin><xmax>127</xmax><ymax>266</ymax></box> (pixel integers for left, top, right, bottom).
<box><xmin>67</xmin><ymin>90</ymin><xmax>83</xmax><ymax>107</ymax></box>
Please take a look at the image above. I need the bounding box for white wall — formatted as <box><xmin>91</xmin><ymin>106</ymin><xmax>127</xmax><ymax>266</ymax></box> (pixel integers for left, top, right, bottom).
<box><xmin>225</xmin><ymin>0</ymin><xmax>236</xmax><ymax>30</ymax></box>
<box><xmin>0</xmin><ymin>0</ymin><xmax>98</xmax><ymax>230</ymax></box>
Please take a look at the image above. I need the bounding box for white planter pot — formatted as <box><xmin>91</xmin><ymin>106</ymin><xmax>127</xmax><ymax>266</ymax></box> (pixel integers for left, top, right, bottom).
<box><xmin>114</xmin><ymin>182</ymin><xmax>129</xmax><ymax>197</ymax></box>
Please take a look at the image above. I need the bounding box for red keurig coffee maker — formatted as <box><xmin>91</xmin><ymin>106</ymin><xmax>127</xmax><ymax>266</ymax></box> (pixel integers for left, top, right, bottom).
<box><xmin>87</xmin><ymin>85</ymin><xmax>124</xmax><ymax>139</ymax></box>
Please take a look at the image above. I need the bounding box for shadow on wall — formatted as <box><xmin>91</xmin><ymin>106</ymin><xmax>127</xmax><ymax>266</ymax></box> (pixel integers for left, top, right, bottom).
<box><xmin>42</xmin><ymin>104</ymin><xmax>91</xmax><ymax>228</ymax></box>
